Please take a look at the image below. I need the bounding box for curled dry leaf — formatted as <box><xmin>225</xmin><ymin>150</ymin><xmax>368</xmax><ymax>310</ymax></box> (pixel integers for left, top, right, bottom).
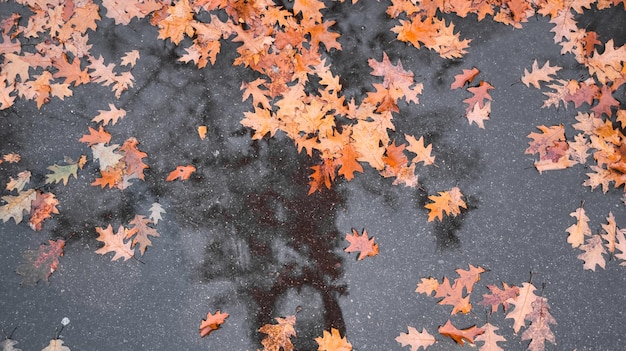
<box><xmin>199</xmin><ymin>310</ymin><xmax>229</xmax><ymax>337</ymax></box>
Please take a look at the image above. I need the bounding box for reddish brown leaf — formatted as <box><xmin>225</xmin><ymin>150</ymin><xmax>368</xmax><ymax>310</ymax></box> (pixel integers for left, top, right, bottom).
<box><xmin>200</xmin><ymin>310</ymin><xmax>229</xmax><ymax>337</ymax></box>
<box><xmin>438</xmin><ymin>320</ymin><xmax>484</xmax><ymax>345</ymax></box>
<box><xmin>16</xmin><ymin>239</ymin><xmax>65</xmax><ymax>286</ymax></box>
<box><xmin>451</xmin><ymin>67</ymin><xmax>480</xmax><ymax>89</ymax></box>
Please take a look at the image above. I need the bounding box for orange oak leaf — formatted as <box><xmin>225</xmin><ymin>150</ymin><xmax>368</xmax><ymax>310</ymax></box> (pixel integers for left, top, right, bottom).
<box><xmin>91</xmin><ymin>164</ymin><xmax>124</xmax><ymax>189</ymax></box>
<box><xmin>95</xmin><ymin>225</ymin><xmax>134</xmax><ymax>261</ymax></box>
<box><xmin>505</xmin><ymin>282</ymin><xmax>539</xmax><ymax>333</ymax></box>
<box><xmin>259</xmin><ymin>315</ymin><xmax>297</xmax><ymax>351</ymax></box>
<box><xmin>119</xmin><ymin>137</ymin><xmax>149</xmax><ymax>181</ymax></box>
<box><xmin>415</xmin><ymin>277</ymin><xmax>439</xmax><ymax>296</ymax></box>
<box><xmin>521</xmin><ymin>60</ymin><xmax>561</xmax><ymax>89</ymax></box>
<box><xmin>424</xmin><ymin>187</ymin><xmax>467</xmax><ymax>222</ymax></box>
<box><xmin>308</xmin><ymin>158</ymin><xmax>337</xmax><ymax>194</ymax></box>
<box><xmin>120</xmin><ymin>50</ymin><xmax>140</xmax><ymax>67</ymax></box>
<box><xmin>344</xmin><ymin>228</ymin><xmax>379</xmax><ymax>260</ymax></box>
<box><xmin>166</xmin><ymin>165</ymin><xmax>196</xmax><ymax>181</ymax></box>
<box><xmin>396</xmin><ymin>326</ymin><xmax>436</xmax><ymax>351</ymax></box>
<box><xmin>601</xmin><ymin>212</ymin><xmax>617</xmax><ymax>254</ymax></box>
<box><xmin>478</xmin><ymin>282</ymin><xmax>520</xmax><ymax>313</ymax></box>
<box><xmin>126</xmin><ymin>215</ymin><xmax>159</xmax><ymax>255</ymax></box>
<box><xmin>92</xmin><ymin>103</ymin><xmax>126</xmax><ymax>126</ymax></box>
<box><xmin>451</xmin><ymin>67</ymin><xmax>480</xmax><ymax>89</ymax></box>
<box><xmin>3</xmin><ymin>153</ymin><xmax>20</xmax><ymax>163</ymax></box>
<box><xmin>466</xmin><ymin>101</ymin><xmax>490</xmax><ymax>129</ymax></box>
<box><xmin>15</xmin><ymin>239</ymin><xmax>65</xmax><ymax>286</ymax></box>
<box><xmin>315</xmin><ymin>328</ymin><xmax>352</xmax><ymax>351</ymax></box>
<box><xmin>337</xmin><ymin>143</ymin><xmax>364</xmax><ymax>181</ymax></box>
<box><xmin>566</xmin><ymin>205</ymin><xmax>591</xmax><ymax>248</ymax></box>
<box><xmin>157</xmin><ymin>0</ymin><xmax>195</xmax><ymax>45</ymax></box>
<box><xmin>405</xmin><ymin>135</ymin><xmax>435</xmax><ymax>166</ymax></box>
<box><xmin>521</xmin><ymin>297</ymin><xmax>557</xmax><ymax>351</ymax></box>
<box><xmin>29</xmin><ymin>191</ymin><xmax>59</xmax><ymax>231</ymax></box>
<box><xmin>453</xmin><ymin>264</ymin><xmax>485</xmax><ymax>294</ymax></box>
<box><xmin>79</xmin><ymin>126</ymin><xmax>112</xmax><ymax>146</ymax></box>
<box><xmin>463</xmin><ymin>81</ymin><xmax>493</xmax><ymax>112</ymax></box>
<box><xmin>199</xmin><ymin>310</ymin><xmax>229</xmax><ymax>337</ymax></box>
<box><xmin>52</xmin><ymin>53</ymin><xmax>90</xmax><ymax>86</ymax></box>
<box><xmin>438</xmin><ymin>320</ymin><xmax>484</xmax><ymax>346</ymax></box>
<box><xmin>433</xmin><ymin>276</ymin><xmax>472</xmax><ymax>315</ymax></box>
<box><xmin>474</xmin><ymin>323</ymin><xmax>506</xmax><ymax>351</ymax></box>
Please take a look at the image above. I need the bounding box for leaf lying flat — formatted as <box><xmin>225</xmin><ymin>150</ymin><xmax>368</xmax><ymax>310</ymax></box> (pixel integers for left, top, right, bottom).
<box><xmin>16</xmin><ymin>239</ymin><xmax>65</xmax><ymax>286</ymax></box>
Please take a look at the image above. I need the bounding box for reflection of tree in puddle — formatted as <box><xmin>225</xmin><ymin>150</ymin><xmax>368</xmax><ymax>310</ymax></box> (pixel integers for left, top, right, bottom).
<box><xmin>194</xmin><ymin>135</ymin><xmax>347</xmax><ymax>349</ymax></box>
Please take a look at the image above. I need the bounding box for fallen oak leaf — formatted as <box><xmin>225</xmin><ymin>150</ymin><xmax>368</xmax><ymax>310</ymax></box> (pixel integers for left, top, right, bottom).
<box><xmin>506</xmin><ymin>282</ymin><xmax>539</xmax><ymax>333</ymax></box>
<box><xmin>396</xmin><ymin>326</ymin><xmax>436</xmax><ymax>351</ymax></box>
<box><xmin>259</xmin><ymin>315</ymin><xmax>297</xmax><ymax>351</ymax></box>
<box><xmin>6</xmin><ymin>170</ymin><xmax>31</xmax><ymax>192</ymax></box>
<box><xmin>149</xmin><ymin>202</ymin><xmax>165</xmax><ymax>225</ymax></box>
<box><xmin>41</xmin><ymin>339</ymin><xmax>71</xmax><ymax>351</ymax></box>
<box><xmin>344</xmin><ymin>228</ymin><xmax>379</xmax><ymax>260</ymax></box>
<box><xmin>521</xmin><ymin>60</ymin><xmax>561</xmax><ymax>89</ymax></box>
<box><xmin>166</xmin><ymin>165</ymin><xmax>196</xmax><ymax>181</ymax></box>
<box><xmin>315</xmin><ymin>328</ymin><xmax>352</xmax><ymax>351</ymax></box>
<box><xmin>451</xmin><ymin>67</ymin><xmax>480</xmax><ymax>89</ymax></box>
<box><xmin>200</xmin><ymin>310</ymin><xmax>229</xmax><ymax>337</ymax></box>
<box><xmin>424</xmin><ymin>187</ymin><xmax>467</xmax><ymax>222</ymax></box>
<box><xmin>521</xmin><ymin>297</ymin><xmax>557</xmax><ymax>351</ymax></box>
<box><xmin>474</xmin><ymin>323</ymin><xmax>506</xmax><ymax>351</ymax></box>
<box><xmin>79</xmin><ymin>126</ymin><xmax>111</xmax><ymax>146</ymax></box>
<box><xmin>92</xmin><ymin>103</ymin><xmax>126</xmax><ymax>126</ymax></box>
<box><xmin>29</xmin><ymin>191</ymin><xmax>59</xmax><ymax>231</ymax></box>
<box><xmin>438</xmin><ymin>320</ymin><xmax>484</xmax><ymax>345</ymax></box>
<box><xmin>0</xmin><ymin>188</ymin><xmax>36</xmax><ymax>224</ymax></box>
<box><xmin>95</xmin><ymin>225</ymin><xmax>134</xmax><ymax>261</ymax></box>
<box><xmin>15</xmin><ymin>239</ymin><xmax>65</xmax><ymax>286</ymax></box>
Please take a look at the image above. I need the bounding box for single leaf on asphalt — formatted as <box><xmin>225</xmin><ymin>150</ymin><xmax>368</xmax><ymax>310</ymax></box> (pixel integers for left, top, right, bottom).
<box><xmin>315</xmin><ymin>328</ymin><xmax>352</xmax><ymax>351</ymax></box>
<box><xmin>166</xmin><ymin>165</ymin><xmax>196</xmax><ymax>181</ymax></box>
<box><xmin>92</xmin><ymin>103</ymin><xmax>126</xmax><ymax>126</ymax></box>
<box><xmin>149</xmin><ymin>202</ymin><xmax>165</xmax><ymax>224</ymax></box>
<box><xmin>46</xmin><ymin>163</ymin><xmax>79</xmax><ymax>186</ymax></box>
<box><xmin>41</xmin><ymin>339</ymin><xmax>70</xmax><ymax>351</ymax></box>
<box><xmin>259</xmin><ymin>315</ymin><xmax>297</xmax><ymax>351</ymax></box>
<box><xmin>200</xmin><ymin>310</ymin><xmax>229</xmax><ymax>337</ymax></box>
<box><xmin>396</xmin><ymin>326</ymin><xmax>436</xmax><ymax>351</ymax></box>
<box><xmin>344</xmin><ymin>228</ymin><xmax>379</xmax><ymax>260</ymax></box>
<box><xmin>474</xmin><ymin>323</ymin><xmax>506</xmax><ymax>351</ymax></box>
<box><xmin>565</xmin><ymin>206</ymin><xmax>591</xmax><ymax>248</ymax></box>
<box><xmin>95</xmin><ymin>225</ymin><xmax>134</xmax><ymax>261</ymax></box>
<box><xmin>16</xmin><ymin>239</ymin><xmax>65</xmax><ymax>286</ymax></box>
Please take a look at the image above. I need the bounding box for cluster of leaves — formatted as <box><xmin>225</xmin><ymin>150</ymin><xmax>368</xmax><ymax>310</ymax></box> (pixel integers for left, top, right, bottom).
<box><xmin>0</xmin><ymin>155</ymin><xmax>84</xmax><ymax>231</ymax></box>
<box><xmin>94</xmin><ymin>202</ymin><xmax>164</xmax><ymax>261</ymax></box>
<box><xmin>397</xmin><ymin>265</ymin><xmax>556</xmax><ymax>351</ymax></box>
<box><xmin>199</xmin><ymin>312</ymin><xmax>353</xmax><ymax>351</ymax></box>
<box><xmin>2</xmin><ymin>337</ymin><xmax>72</xmax><ymax>351</ymax></box>
<box><xmin>566</xmin><ymin>205</ymin><xmax>626</xmax><ymax>270</ymax></box>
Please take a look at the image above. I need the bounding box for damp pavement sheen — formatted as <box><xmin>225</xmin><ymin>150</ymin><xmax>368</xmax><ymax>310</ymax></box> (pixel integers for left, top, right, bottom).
<box><xmin>1</xmin><ymin>2</ymin><xmax>626</xmax><ymax>351</ymax></box>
